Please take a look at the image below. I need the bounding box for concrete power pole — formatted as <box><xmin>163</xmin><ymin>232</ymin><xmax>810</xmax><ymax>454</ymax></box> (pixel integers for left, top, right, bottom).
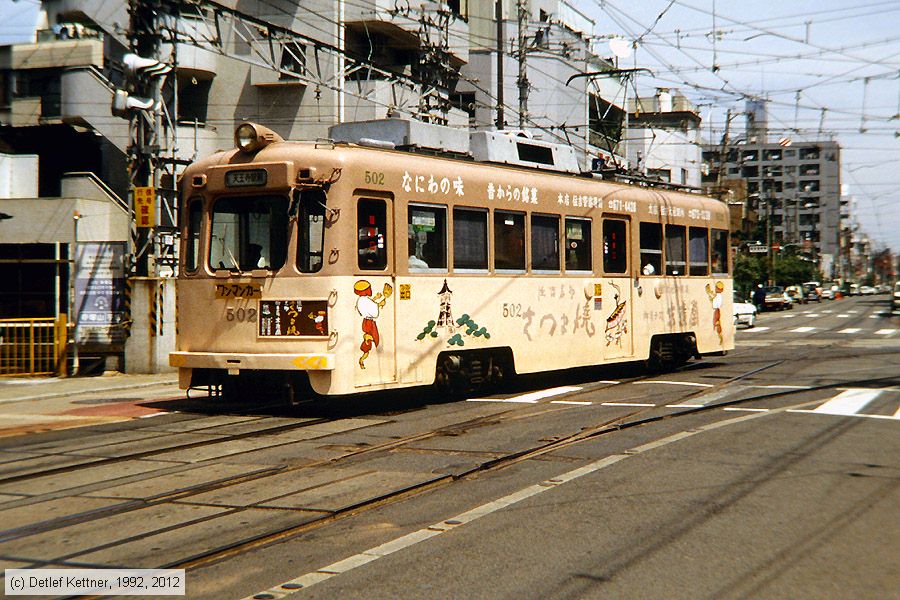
<box><xmin>516</xmin><ymin>0</ymin><xmax>529</xmax><ymax>128</ymax></box>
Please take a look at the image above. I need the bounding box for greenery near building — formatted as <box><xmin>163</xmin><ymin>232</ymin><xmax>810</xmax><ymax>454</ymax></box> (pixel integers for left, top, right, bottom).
<box><xmin>734</xmin><ymin>253</ymin><xmax>821</xmax><ymax>298</ymax></box>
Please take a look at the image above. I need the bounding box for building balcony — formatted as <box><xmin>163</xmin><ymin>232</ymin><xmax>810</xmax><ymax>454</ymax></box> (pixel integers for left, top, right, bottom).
<box><xmin>7</xmin><ymin>38</ymin><xmax>103</xmax><ymax>71</ymax></box>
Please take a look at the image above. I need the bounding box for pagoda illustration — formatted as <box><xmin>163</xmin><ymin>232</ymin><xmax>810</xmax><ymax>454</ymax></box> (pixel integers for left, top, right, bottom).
<box><xmin>436</xmin><ymin>279</ymin><xmax>456</xmax><ymax>333</ymax></box>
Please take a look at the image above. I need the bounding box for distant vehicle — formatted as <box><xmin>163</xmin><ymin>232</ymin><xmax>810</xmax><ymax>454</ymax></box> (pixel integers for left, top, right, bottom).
<box><xmin>892</xmin><ymin>282</ymin><xmax>900</xmax><ymax>313</ymax></box>
<box><xmin>802</xmin><ymin>283</ymin><xmax>821</xmax><ymax>303</ymax></box>
<box><xmin>733</xmin><ymin>292</ymin><xmax>757</xmax><ymax>328</ymax></box>
<box><xmin>860</xmin><ymin>285</ymin><xmax>876</xmax><ymax>295</ymax></box>
<box><xmin>849</xmin><ymin>283</ymin><xmax>861</xmax><ymax>296</ymax></box>
<box><xmin>764</xmin><ymin>286</ymin><xmax>788</xmax><ymax>311</ymax></box>
<box><xmin>820</xmin><ymin>287</ymin><xmax>834</xmax><ymax>300</ymax></box>
<box><xmin>785</xmin><ymin>285</ymin><xmax>805</xmax><ymax>305</ymax></box>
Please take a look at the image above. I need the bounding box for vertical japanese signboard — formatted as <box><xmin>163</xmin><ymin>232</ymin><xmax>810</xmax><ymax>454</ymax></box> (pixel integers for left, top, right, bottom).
<box><xmin>134</xmin><ymin>186</ymin><xmax>155</xmax><ymax>228</ymax></box>
<box><xmin>74</xmin><ymin>242</ymin><xmax>127</xmax><ymax>345</ymax></box>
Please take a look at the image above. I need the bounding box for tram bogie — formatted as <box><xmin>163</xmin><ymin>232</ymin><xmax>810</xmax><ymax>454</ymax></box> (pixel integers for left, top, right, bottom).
<box><xmin>170</xmin><ymin>122</ymin><xmax>734</xmax><ymax>402</ymax></box>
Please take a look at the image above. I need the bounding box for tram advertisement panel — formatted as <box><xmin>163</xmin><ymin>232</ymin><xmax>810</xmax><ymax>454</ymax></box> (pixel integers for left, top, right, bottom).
<box><xmin>258</xmin><ymin>300</ymin><xmax>329</xmax><ymax>337</ymax></box>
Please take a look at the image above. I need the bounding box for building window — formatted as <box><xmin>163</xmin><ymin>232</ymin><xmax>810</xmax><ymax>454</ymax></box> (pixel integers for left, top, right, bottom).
<box><xmin>358</xmin><ymin>198</ymin><xmax>387</xmax><ymax>270</ymax></box>
<box><xmin>531</xmin><ymin>214</ymin><xmax>560</xmax><ymax>271</ymax></box>
<box><xmin>665</xmin><ymin>224</ymin><xmax>686</xmax><ymax>276</ymax></box>
<box><xmin>453</xmin><ymin>207</ymin><xmax>488</xmax><ymax>271</ymax></box>
<box><xmin>639</xmin><ymin>222</ymin><xmax>662</xmax><ymax>276</ymax></box>
<box><xmin>176</xmin><ymin>72</ymin><xmax>212</xmax><ymax>125</ymax></box>
<box><xmin>408</xmin><ymin>204</ymin><xmax>447</xmax><ymax>271</ymax></box>
<box><xmin>565</xmin><ymin>217</ymin><xmax>592</xmax><ymax>272</ymax></box>
<box><xmin>494</xmin><ymin>211</ymin><xmax>525</xmax><ymax>271</ymax></box>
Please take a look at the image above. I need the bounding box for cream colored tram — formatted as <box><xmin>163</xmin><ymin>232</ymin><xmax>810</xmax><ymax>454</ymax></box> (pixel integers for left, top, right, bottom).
<box><xmin>170</xmin><ymin>122</ymin><xmax>733</xmax><ymax>400</ymax></box>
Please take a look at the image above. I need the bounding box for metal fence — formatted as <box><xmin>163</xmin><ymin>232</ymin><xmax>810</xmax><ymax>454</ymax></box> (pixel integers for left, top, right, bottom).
<box><xmin>0</xmin><ymin>317</ymin><xmax>67</xmax><ymax>377</ymax></box>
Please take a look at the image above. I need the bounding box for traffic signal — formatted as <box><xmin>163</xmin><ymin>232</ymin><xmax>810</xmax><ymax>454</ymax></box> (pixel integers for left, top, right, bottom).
<box><xmin>111</xmin><ymin>53</ymin><xmax>172</xmax><ymax>117</ymax></box>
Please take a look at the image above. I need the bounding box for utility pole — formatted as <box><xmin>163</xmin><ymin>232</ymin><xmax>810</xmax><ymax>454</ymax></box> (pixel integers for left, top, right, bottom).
<box><xmin>495</xmin><ymin>0</ymin><xmax>505</xmax><ymax>129</ymax></box>
<box><xmin>516</xmin><ymin>0</ymin><xmax>529</xmax><ymax>128</ymax></box>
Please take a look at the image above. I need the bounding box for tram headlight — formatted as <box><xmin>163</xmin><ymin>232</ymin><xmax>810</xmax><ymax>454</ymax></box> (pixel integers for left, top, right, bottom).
<box><xmin>234</xmin><ymin>123</ymin><xmax>284</xmax><ymax>154</ymax></box>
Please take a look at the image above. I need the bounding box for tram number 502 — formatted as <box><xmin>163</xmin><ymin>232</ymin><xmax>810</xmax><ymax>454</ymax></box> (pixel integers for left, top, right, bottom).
<box><xmin>225</xmin><ymin>307</ymin><xmax>257</xmax><ymax>322</ymax></box>
<box><xmin>364</xmin><ymin>171</ymin><xmax>385</xmax><ymax>185</ymax></box>
<box><xmin>502</xmin><ymin>303</ymin><xmax>522</xmax><ymax>318</ymax></box>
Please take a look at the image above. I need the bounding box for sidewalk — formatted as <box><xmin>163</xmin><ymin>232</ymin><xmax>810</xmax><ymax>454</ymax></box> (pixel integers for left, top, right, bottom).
<box><xmin>0</xmin><ymin>372</ymin><xmax>182</xmax><ymax>438</ymax></box>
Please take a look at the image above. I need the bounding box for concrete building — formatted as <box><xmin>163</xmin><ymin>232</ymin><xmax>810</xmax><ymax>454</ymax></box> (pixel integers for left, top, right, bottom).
<box><xmin>626</xmin><ymin>88</ymin><xmax>702</xmax><ymax>188</ymax></box>
<box><xmin>702</xmin><ymin>107</ymin><xmax>843</xmax><ymax>276</ymax></box>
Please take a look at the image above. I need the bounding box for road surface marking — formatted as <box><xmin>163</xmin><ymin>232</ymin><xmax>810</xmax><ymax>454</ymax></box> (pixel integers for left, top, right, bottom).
<box><xmin>781</xmin><ymin>314</ymin><xmax>796</xmax><ymax>318</ymax></box>
<box><xmin>723</xmin><ymin>407</ymin><xmax>769</xmax><ymax>412</ymax></box>
<box><xmin>822</xmin><ymin>310</ymin><xmax>833</xmax><ymax>314</ymax></box>
<box><xmin>750</xmin><ymin>384</ymin><xmax>811</xmax><ymax>390</ymax></box>
<box><xmin>468</xmin><ymin>386</ymin><xmax>582</xmax><ymax>404</ymax></box>
<box><xmin>597</xmin><ymin>380</ymin><xmax>622</xmax><ymax>385</ymax></box>
<box><xmin>790</xmin><ymin>327</ymin><xmax>816</xmax><ymax>333</ymax></box>
<box><xmin>839</xmin><ymin>328</ymin><xmax>862</xmax><ymax>334</ymax></box>
<box><xmin>601</xmin><ymin>402</ymin><xmax>656</xmax><ymax>407</ymax></box>
<box><xmin>665</xmin><ymin>404</ymin><xmax>704</xmax><ymax>408</ymax></box>
<box><xmin>550</xmin><ymin>400</ymin><xmax>592</xmax><ymax>406</ymax></box>
<box><xmin>742</xmin><ymin>326</ymin><xmax>770</xmax><ymax>332</ymax></box>
<box><xmin>804</xmin><ymin>313</ymin><xmax>820</xmax><ymax>318</ymax></box>
<box><xmin>876</xmin><ymin>329</ymin><xmax>897</xmax><ymax>335</ymax></box>
<box><xmin>837</xmin><ymin>314</ymin><xmax>850</xmax><ymax>318</ymax></box>
<box><xmin>848</xmin><ymin>310</ymin><xmax>859</xmax><ymax>314</ymax></box>
<box><xmin>633</xmin><ymin>380</ymin><xmax>713</xmax><ymax>388</ymax></box>
<box><xmin>812</xmin><ymin>388</ymin><xmax>881</xmax><ymax>416</ymax></box>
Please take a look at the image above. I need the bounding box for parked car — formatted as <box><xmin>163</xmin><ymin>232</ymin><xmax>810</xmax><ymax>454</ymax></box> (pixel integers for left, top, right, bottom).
<box><xmin>860</xmin><ymin>285</ymin><xmax>876</xmax><ymax>295</ymax></box>
<box><xmin>892</xmin><ymin>282</ymin><xmax>900</xmax><ymax>314</ymax></box>
<box><xmin>820</xmin><ymin>287</ymin><xmax>834</xmax><ymax>300</ymax></box>
<box><xmin>733</xmin><ymin>292</ymin><xmax>757</xmax><ymax>328</ymax></box>
<box><xmin>764</xmin><ymin>286</ymin><xmax>788</xmax><ymax>311</ymax></box>
<box><xmin>849</xmin><ymin>283</ymin><xmax>861</xmax><ymax>296</ymax></box>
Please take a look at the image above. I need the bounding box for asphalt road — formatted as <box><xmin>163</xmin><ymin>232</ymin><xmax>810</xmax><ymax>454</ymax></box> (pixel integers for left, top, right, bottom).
<box><xmin>0</xmin><ymin>294</ymin><xmax>897</xmax><ymax>600</ymax></box>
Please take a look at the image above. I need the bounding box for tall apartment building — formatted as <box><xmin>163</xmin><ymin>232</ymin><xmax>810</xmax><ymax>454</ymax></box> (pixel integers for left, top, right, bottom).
<box><xmin>704</xmin><ymin>126</ymin><xmax>843</xmax><ymax>275</ymax></box>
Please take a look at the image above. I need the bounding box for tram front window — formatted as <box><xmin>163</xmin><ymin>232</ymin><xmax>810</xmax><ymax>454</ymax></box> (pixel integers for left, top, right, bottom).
<box><xmin>209</xmin><ymin>195</ymin><xmax>288</xmax><ymax>272</ymax></box>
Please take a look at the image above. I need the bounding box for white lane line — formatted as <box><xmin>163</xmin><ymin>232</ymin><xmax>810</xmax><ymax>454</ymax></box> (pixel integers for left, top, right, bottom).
<box><xmin>467</xmin><ymin>386</ymin><xmax>583</xmax><ymax>404</ymax></box>
<box><xmin>781</xmin><ymin>314</ymin><xmax>796</xmax><ymax>319</ymax></box>
<box><xmin>790</xmin><ymin>327</ymin><xmax>816</xmax><ymax>333</ymax></box>
<box><xmin>812</xmin><ymin>388</ymin><xmax>882</xmax><ymax>416</ymax></box>
<box><xmin>244</xmin><ymin>408</ymin><xmax>785</xmax><ymax>600</ymax></box>
<box><xmin>633</xmin><ymin>380</ymin><xmax>714</xmax><ymax>388</ymax></box>
<box><xmin>788</xmin><ymin>409</ymin><xmax>900</xmax><ymax>421</ymax></box>
<box><xmin>550</xmin><ymin>400</ymin><xmax>592</xmax><ymax>406</ymax></box>
<box><xmin>723</xmin><ymin>407</ymin><xmax>770</xmax><ymax>412</ymax></box>
<box><xmin>750</xmin><ymin>384</ymin><xmax>811</xmax><ymax>390</ymax></box>
<box><xmin>876</xmin><ymin>329</ymin><xmax>898</xmax><ymax>335</ymax></box>
<box><xmin>804</xmin><ymin>313</ymin><xmax>821</xmax><ymax>318</ymax></box>
<box><xmin>839</xmin><ymin>328</ymin><xmax>862</xmax><ymax>334</ymax></box>
<box><xmin>742</xmin><ymin>326</ymin><xmax>770</xmax><ymax>333</ymax></box>
<box><xmin>848</xmin><ymin>310</ymin><xmax>859</xmax><ymax>314</ymax></box>
<box><xmin>137</xmin><ymin>412</ymin><xmax>169</xmax><ymax>419</ymax></box>
<box><xmin>601</xmin><ymin>402</ymin><xmax>656</xmax><ymax>407</ymax></box>
<box><xmin>665</xmin><ymin>404</ymin><xmax>704</xmax><ymax>408</ymax></box>
<box><xmin>597</xmin><ymin>380</ymin><xmax>622</xmax><ymax>385</ymax></box>
<box><xmin>822</xmin><ymin>310</ymin><xmax>833</xmax><ymax>314</ymax></box>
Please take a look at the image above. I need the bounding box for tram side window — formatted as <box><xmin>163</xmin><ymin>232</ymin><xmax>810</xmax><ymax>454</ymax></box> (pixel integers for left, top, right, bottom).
<box><xmin>453</xmin><ymin>207</ymin><xmax>488</xmax><ymax>270</ymax></box>
<box><xmin>565</xmin><ymin>217</ymin><xmax>592</xmax><ymax>272</ymax></box>
<box><xmin>639</xmin><ymin>222</ymin><xmax>662</xmax><ymax>276</ymax></box>
<box><xmin>408</xmin><ymin>204</ymin><xmax>447</xmax><ymax>271</ymax></box>
<box><xmin>358</xmin><ymin>199</ymin><xmax>387</xmax><ymax>270</ymax></box>
<box><xmin>209</xmin><ymin>195</ymin><xmax>288</xmax><ymax>272</ymax></box>
<box><xmin>688</xmin><ymin>227</ymin><xmax>709</xmax><ymax>276</ymax></box>
<box><xmin>531</xmin><ymin>214</ymin><xmax>560</xmax><ymax>271</ymax></box>
<box><xmin>602</xmin><ymin>219</ymin><xmax>627</xmax><ymax>273</ymax></box>
<box><xmin>494</xmin><ymin>211</ymin><xmax>525</xmax><ymax>271</ymax></box>
<box><xmin>665</xmin><ymin>225</ymin><xmax>686</xmax><ymax>276</ymax></box>
<box><xmin>711</xmin><ymin>228</ymin><xmax>730</xmax><ymax>275</ymax></box>
<box><xmin>184</xmin><ymin>198</ymin><xmax>202</xmax><ymax>273</ymax></box>
<box><xmin>295</xmin><ymin>189</ymin><xmax>326</xmax><ymax>273</ymax></box>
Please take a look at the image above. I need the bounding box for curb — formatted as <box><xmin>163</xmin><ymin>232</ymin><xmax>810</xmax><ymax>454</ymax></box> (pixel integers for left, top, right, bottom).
<box><xmin>0</xmin><ymin>379</ymin><xmax>180</xmax><ymax>405</ymax></box>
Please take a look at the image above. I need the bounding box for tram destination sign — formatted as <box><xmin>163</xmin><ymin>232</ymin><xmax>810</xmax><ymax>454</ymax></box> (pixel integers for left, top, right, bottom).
<box><xmin>225</xmin><ymin>169</ymin><xmax>267</xmax><ymax>187</ymax></box>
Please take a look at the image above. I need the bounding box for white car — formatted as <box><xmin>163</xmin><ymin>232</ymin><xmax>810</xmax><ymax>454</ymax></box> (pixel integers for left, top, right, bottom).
<box><xmin>733</xmin><ymin>292</ymin><xmax>757</xmax><ymax>328</ymax></box>
<box><xmin>892</xmin><ymin>282</ymin><xmax>900</xmax><ymax>314</ymax></box>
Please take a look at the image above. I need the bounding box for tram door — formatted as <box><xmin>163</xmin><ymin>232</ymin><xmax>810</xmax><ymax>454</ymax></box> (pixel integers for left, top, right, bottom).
<box><xmin>353</xmin><ymin>197</ymin><xmax>397</xmax><ymax>387</ymax></box>
<box><xmin>601</xmin><ymin>217</ymin><xmax>634</xmax><ymax>359</ymax></box>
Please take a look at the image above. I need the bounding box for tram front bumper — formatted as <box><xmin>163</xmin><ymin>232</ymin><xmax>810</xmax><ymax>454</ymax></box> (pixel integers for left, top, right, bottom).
<box><xmin>170</xmin><ymin>351</ymin><xmax>335</xmax><ymax>387</ymax></box>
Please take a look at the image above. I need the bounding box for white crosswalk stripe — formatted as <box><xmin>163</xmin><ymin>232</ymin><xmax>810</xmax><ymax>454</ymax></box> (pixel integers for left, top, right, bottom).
<box><xmin>876</xmin><ymin>329</ymin><xmax>897</xmax><ymax>335</ymax></box>
<box><xmin>790</xmin><ymin>327</ymin><xmax>816</xmax><ymax>333</ymax></box>
<box><xmin>840</xmin><ymin>328</ymin><xmax>862</xmax><ymax>334</ymax></box>
<box><xmin>787</xmin><ymin>388</ymin><xmax>900</xmax><ymax>421</ymax></box>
